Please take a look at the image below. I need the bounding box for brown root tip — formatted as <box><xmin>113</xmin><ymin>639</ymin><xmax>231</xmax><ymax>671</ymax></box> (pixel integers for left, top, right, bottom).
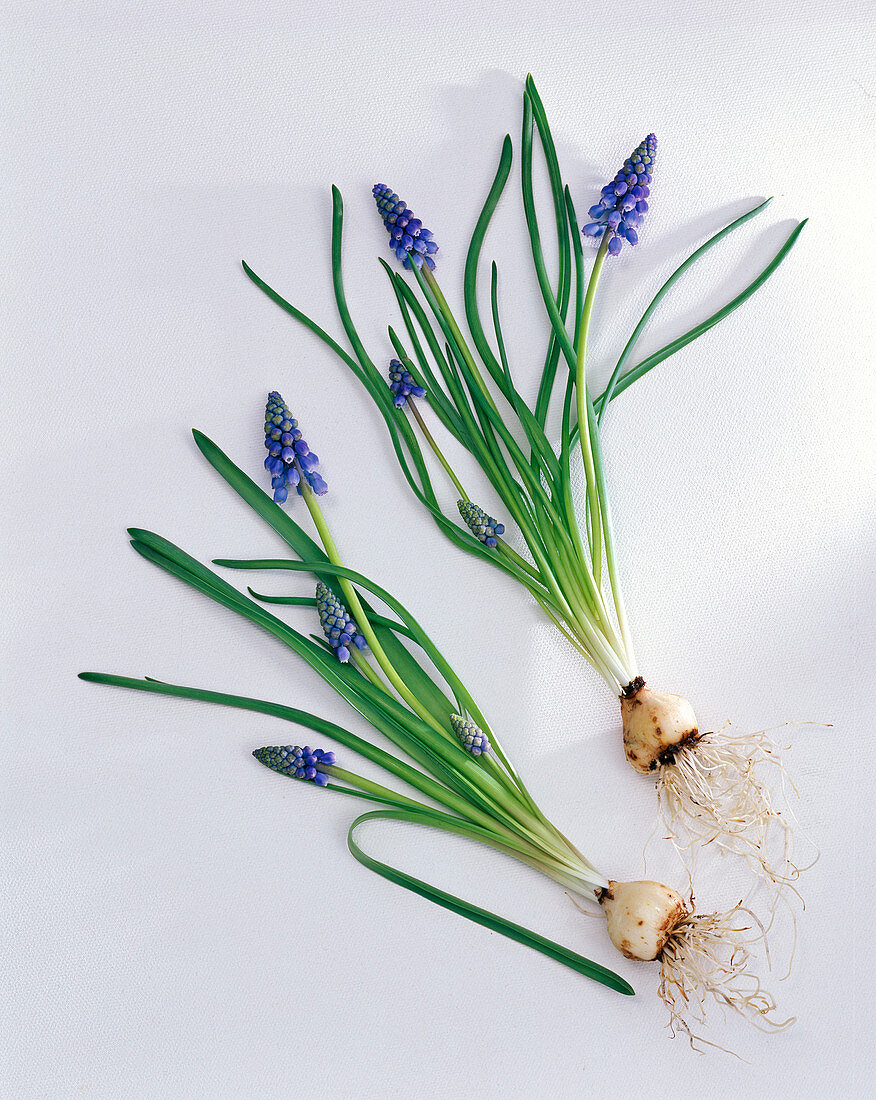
<box><xmin>621</xmin><ymin>676</ymin><xmax>646</xmax><ymax>699</ymax></box>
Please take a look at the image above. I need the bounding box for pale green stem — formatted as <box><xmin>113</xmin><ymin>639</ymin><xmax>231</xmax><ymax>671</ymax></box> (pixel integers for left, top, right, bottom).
<box><xmin>534</xmin><ymin>593</ymin><xmax>621</xmax><ymax>690</ymax></box>
<box><xmin>408</xmin><ymin>397</ymin><xmax>468</xmax><ymax>499</ymax></box>
<box><xmin>574</xmin><ymin>232</ymin><xmax>610</xmax><ymax>589</ymax></box>
<box><xmin>327</xmin><ymin>765</ymin><xmax>433</xmax><ymax>810</ymax></box>
<box><xmin>300</xmin><ymin>480</ymin><xmax>447</xmax><ymax>737</ymax></box>
<box><xmin>350</xmin><ymin>648</ymin><xmax>389</xmax><ymax>692</ymax></box>
<box><xmin>423</xmin><ymin>267</ymin><xmax>500</xmax><ymax>415</ymax></box>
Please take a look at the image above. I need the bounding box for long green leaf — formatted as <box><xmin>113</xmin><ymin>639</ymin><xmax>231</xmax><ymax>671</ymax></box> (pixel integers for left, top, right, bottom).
<box><xmin>525</xmin><ymin>75</ymin><xmax>575</xmax><ymax>427</ymax></box>
<box><xmin>347</xmin><ymin>808</ymin><xmax>633</xmax><ymax>995</ymax></box>
<box><xmin>192</xmin><ymin>430</ymin><xmax>459</xmax><ymax>718</ymax></box>
<box><xmin>588</xmin><ymin>218</ymin><xmax>809</xmax><ymax>421</ymax></box>
<box><xmin>462</xmin><ymin>134</ymin><xmax>515</xmax><ymax>391</ymax></box>
<box><xmin>597</xmin><ymin>197</ymin><xmax>773</xmax><ymax>422</ymax></box>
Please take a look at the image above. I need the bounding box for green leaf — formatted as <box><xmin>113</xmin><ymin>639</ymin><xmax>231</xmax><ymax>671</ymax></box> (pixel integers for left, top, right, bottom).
<box><xmin>597</xmin><ymin>198</ymin><xmax>777</xmax><ymax>421</ymax></box>
<box><xmin>524</xmin><ymin>75</ymin><xmax>575</xmax><ymax>427</ymax></box>
<box><xmin>589</xmin><ymin>217</ymin><xmax>809</xmax><ymax>421</ymax></box>
<box><xmin>347</xmin><ymin>807</ymin><xmax>634</xmax><ymax>995</ymax></box>
<box><xmin>462</xmin><ymin>134</ymin><xmax>515</xmax><ymax>392</ymax></box>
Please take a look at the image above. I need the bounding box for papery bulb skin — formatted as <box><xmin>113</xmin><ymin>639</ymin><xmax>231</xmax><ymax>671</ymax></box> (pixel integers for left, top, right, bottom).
<box><xmin>620</xmin><ymin>680</ymin><xmax>698</xmax><ymax>774</ymax></box>
<box><xmin>600</xmin><ymin>879</ymin><xmax>688</xmax><ymax>961</ymax></box>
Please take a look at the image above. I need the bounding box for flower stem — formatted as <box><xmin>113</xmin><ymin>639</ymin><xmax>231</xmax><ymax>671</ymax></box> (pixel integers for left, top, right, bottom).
<box><xmin>299</xmin><ymin>480</ymin><xmax>448</xmax><ymax>737</ymax></box>
<box><xmin>574</xmin><ymin>232</ymin><xmax>611</xmax><ymax>585</ymax></box>
<box><xmin>350</xmin><ymin>648</ymin><xmax>389</xmax><ymax>692</ymax></box>
<box><xmin>423</xmin><ymin>267</ymin><xmax>499</xmax><ymax>415</ymax></box>
<box><xmin>407</xmin><ymin>397</ymin><xmax>468</xmax><ymax>499</ymax></box>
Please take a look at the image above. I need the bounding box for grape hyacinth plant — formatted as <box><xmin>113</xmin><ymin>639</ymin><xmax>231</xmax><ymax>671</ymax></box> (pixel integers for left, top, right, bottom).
<box><xmin>387</xmin><ymin>358</ymin><xmax>426</xmax><ymax>407</ymax></box>
<box><xmin>81</xmin><ymin>398</ymin><xmax>791</xmax><ymax>1044</ymax></box>
<box><xmin>583</xmin><ymin>133</ymin><xmax>657</xmax><ymax>253</ymax></box>
<box><xmin>241</xmin><ymin>76</ymin><xmax>808</xmax><ymax>891</ymax></box>
<box><xmin>253</xmin><ymin>744</ymin><xmax>336</xmax><ymax>785</ymax></box>
<box><xmin>372</xmin><ymin>185</ymin><xmax>438</xmax><ymax>270</ymax></box>
<box><xmin>264</xmin><ymin>390</ymin><xmax>327</xmax><ymax>502</ymax></box>
<box><xmin>315</xmin><ymin>580</ymin><xmax>367</xmax><ymax>662</ymax></box>
<box><xmin>458</xmin><ymin>500</ymin><xmax>505</xmax><ymax>548</ymax></box>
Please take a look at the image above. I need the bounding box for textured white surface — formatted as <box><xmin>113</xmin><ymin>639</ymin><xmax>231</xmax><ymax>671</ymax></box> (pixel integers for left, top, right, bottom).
<box><xmin>2</xmin><ymin>1</ymin><xmax>874</xmax><ymax>1096</ymax></box>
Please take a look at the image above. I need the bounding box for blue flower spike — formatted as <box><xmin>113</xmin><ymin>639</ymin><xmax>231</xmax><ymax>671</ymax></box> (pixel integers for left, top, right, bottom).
<box><xmin>372</xmin><ymin>185</ymin><xmax>439</xmax><ymax>271</ymax></box>
<box><xmin>253</xmin><ymin>744</ymin><xmax>336</xmax><ymax>787</ymax></box>
<box><xmin>263</xmin><ymin>391</ymin><xmax>327</xmax><ymax>503</ymax></box>
<box><xmin>315</xmin><ymin>581</ymin><xmax>368</xmax><ymax>663</ymax></box>
<box><xmin>388</xmin><ymin>359</ymin><xmax>426</xmax><ymax>408</ymax></box>
<box><xmin>458</xmin><ymin>500</ymin><xmax>505</xmax><ymax>548</ymax></box>
<box><xmin>583</xmin><ymin>134</ymin><xmax>657</xmax><ymax>255</ymax></box>
<box><xmin>450</xmin><ymin>714</ymin><xmax>491</xmax><ymax>757</ymax></box>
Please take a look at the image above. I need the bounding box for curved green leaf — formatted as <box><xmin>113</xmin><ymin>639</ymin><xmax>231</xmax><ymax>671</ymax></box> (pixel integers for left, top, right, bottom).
<box><xmin>348</xmin><ymin>807</ymin><xmax>633</xmax><ymax>995</ymax></box>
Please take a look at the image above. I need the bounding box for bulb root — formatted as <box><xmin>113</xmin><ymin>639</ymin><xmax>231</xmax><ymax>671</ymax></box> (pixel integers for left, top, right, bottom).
<box><xmin>658</xmin><ymin>903</ymin><xmax>795</xmax><ymax>1050</ymax></box>
<box><xmin>655</xmin><ymin>723</ymin><xmax>809</xmax><ymax>895</ymax></box>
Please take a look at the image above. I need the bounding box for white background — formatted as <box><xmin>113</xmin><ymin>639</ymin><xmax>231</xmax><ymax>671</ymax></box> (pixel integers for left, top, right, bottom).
<box><xmin>2</xmin><ymin>1</ymin><xmax>874</xmax><ymax>1096</ymax></box>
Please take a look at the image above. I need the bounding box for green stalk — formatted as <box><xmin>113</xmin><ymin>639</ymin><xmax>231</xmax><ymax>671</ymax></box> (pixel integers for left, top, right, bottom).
<box><xmin>422</xmin><ymin>267</ymin><xmax>500</xmax><ymax>416</ymax></box>
<box><xmin>407</xmin><ymin>398</ymin><xmax>468</xmax><ymax>499</ymax></box>
<box><xmin>327</xmin><ymin>778</ymin><xmax>599</xmax><ymax>892</ymax></box>
<box><xmin>574</xmin><ymin>233</ymin><xmax>611</xmax><ymax>585</ymax></box>
<box><xmin>299</xmin><ymin>481</ymin><xmax>445</xmax><ymax>735</ymax></box>
<box><xmin>326</xmin><ymin>765</ymin><xmax>433</xmax><ymax>810</ymax></box>
<box><xmin>350</xmin><ymin>648</ymin><xmax>389</xmax><ymax>692</ymax></box>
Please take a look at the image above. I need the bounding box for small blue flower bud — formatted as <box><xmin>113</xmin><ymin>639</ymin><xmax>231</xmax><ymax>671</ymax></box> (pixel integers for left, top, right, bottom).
<box><xmin>316</xmin><ymin>582</ymin><xmax>367</xmax><ymax>662</ymax></box>
<box><xmin>387</xmin><ymin>359</ymin><xmax>427</xmax><ymax>408</ymax></box>
<box><xmin>253</xmin><ymin>744</ymin><xmax>336</xmax><ymax>784</ymax></box>
<box><xmin>583</xmin><ymin>134</ymin><xmax>657</xmax><ymax>256</ymax></box>
<box><xmin>372</xmin><ymin>185</ymin><xmax>438</xmax><ymax>271</ymax></box>
<box><xmin>458</xmin><ymin>500</ymin><xmax>505</xmax><ymax>548</ymax></box>
<box><xmin>263</xmin><ymin>392</ymin><xmax>325</xmax><ymax>504</ymax></box>
<box><xmin>450</xmin><ymin>714</ymin><xmax>491</xmax><ymax>756</ymax></box>
<box><xmin>305</xmin><ymin>471</ymin><xmax>328</xmax><ymax>496</ymax></box>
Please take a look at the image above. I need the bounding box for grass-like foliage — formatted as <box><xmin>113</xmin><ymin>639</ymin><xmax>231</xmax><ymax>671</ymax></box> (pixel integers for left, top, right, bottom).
<box><xmin>82</xmin><ymin>428</ymin><xmax>633</xmax><ymax>997</ymax></box>
<box><xmin>242</xmin><ymin>76</ymin><xmax>806</xmax><ymax>693</ymax></box>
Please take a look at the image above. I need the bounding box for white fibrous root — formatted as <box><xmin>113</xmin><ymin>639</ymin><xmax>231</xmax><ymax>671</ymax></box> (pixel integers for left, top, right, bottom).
<box><xmin>599</xmin><ymin>880</ymin><xmax>793</xmax><ymax>1046</ymax></box>
<box><xmin>658</xmin><ymin>905</ymin><xmax>795</xmax><ymax>1046</ymax></box>
<box><xmin>620</xmin><ymin>680</ymin><xmax>803</xmax><ymax>892</ymax></box>
<box><xmin>656</xmin><ymin>724</ymin><xmax>802</xmax><ymax>891</ymax></box>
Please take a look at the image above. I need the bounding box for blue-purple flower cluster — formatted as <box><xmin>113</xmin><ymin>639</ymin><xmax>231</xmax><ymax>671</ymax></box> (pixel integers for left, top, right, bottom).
<box><xmin>388</xmin><ymin>359</ymin><xmax>426</xmax><ymax>408</ymax></box>
<box><xmin>316</xmin><ymin>581</ymin><xmax>367</xmax><ymax>663</ymax></box>
<box><xmin>450</xmin><ymin>714</ymin><xmax>491</xmax><ymax>757</ymax></box>
<box><xmin>253</xmin><ymin>744</ymin><xmax>336</xmax><ymax>786</ymax></box>
<box><xmin>372</xmin><ymin>185</ymin><xmax>438</xmax><ymax>271</ymax></box>
<box><xmin>458</xmin><ymin>500</ymin><xmax>505</xmax><ymax>548</ymax></box>
<box><xmin>263</xmin><ymin>391</ymin><xmax>327</xmax><ymax>503</ymax></box>
<box><xmin>583</xmin><ymin>134</ymin><xmax>657</xmax><ymax>255</ymax></box>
